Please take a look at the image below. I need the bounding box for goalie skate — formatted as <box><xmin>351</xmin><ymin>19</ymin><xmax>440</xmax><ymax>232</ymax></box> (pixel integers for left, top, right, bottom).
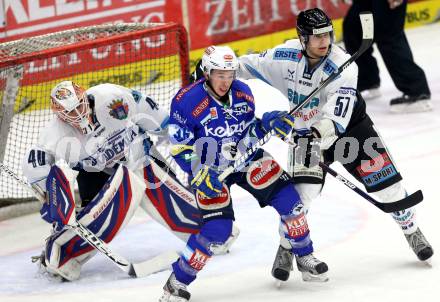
<box><xmin>405</xmin><ymin>227</ymin><xmax>434</xmax><ymax>262</ymax></box>
<box><xmin>31</xmin><ymin>251</ymin><xmax>65</xmax><ymax>282</ymax></box>
<box><xmin>159</xmin><ymin>273</ymin><xmax>191</xmax><ymax>302</ymax></box>
<box><xmin>296</xmin><ymin>253</ymin><xmax>329</xmax><ymax>282</ymax></box>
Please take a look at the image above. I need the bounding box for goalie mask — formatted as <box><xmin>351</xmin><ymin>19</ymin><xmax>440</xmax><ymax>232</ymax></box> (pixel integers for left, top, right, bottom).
<box><xmin>50</xmin><ymin>81</ymin><xmax>94</xmax><ymax>134</ymax></box>
<box><xmin>201</xmin><ymin>45</ymin><xmax>239</xmax><ymax>77</ymax></box>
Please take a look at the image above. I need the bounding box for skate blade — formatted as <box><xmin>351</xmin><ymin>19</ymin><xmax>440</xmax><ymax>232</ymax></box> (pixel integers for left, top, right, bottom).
<box><xmin>390</xmin><ymin>100</ymin><xmax>433</xmax><ymax>114</ymax></box>
<box><xmin>422</xmin><ymin>258</ymin><xmax>433</xmax><ymax>267</ymax></box>
<box><xmin>301</xmin><ymin>271</ymin><xmax>329</xmax><ymax>282</ymax></box>
<box><xmin>275</xmin><ymin>279</ymin><xmax>286</xmax><ymax>288</ymax></box>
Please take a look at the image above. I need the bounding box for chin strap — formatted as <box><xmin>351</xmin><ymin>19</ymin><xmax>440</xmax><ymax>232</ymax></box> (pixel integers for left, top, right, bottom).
<box><xmin>203</xmin><ymin>81</ymin><xmax>231</xmax><ymax>105</ymax></box>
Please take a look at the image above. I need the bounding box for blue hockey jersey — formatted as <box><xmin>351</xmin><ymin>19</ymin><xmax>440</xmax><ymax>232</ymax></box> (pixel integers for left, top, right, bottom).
<box><xmin>168</xmin><ymin>79</ymin><xmax>265</xmax><ymax>175</ymax></box>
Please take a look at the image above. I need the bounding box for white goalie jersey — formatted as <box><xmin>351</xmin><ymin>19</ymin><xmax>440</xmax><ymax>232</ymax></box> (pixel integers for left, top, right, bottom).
<box><xmin>238</xmin><ymin>39</ymin><xmax>358</xmax><ymax>138</ymax></box>
<box><xmin>23</xmin><ymin>83</ymin><xmax>169</xmax><ymax>189</ymax></box>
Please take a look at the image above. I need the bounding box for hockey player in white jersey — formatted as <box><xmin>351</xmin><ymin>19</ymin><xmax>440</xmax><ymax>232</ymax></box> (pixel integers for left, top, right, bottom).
<box><xmin>237</xmin><ymin>8</ymin><xmax>433</xmax><ymax>280</ymax></box>
<box><xmin>22</xmin><ymin>81</ymin><xmax>173</xmax><ymax>281</ymax></box>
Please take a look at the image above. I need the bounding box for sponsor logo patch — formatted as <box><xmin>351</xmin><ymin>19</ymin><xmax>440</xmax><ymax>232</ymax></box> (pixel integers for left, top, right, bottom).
<box><xmin>203</xmin><ymin>120</ymin><xmax>249</xmax><ymax>138</ymax></box>
<box><xmin>284</xmin><ymin>69</ymin><xmax>296</xmax><ymax>82</ymax></box>
<box><xmin>224</xmin><ymin>54</ymin><xmax>233</xmax><ymax>61</ymax></box>
<box><xmin>235</xmin><ymin>91</ymin><xmax>254</xmax><ymax>103</ymax></box>
<box><xmin>210</xmin><ymin>107</ymin><xmax>218</xmax><ymax>119</ymax></box>
<box><xmin>108</xmin><ymin>99</ymin><xmax>129</xmax><ymax>120</ymax></box>
<box><xmin>273</xmin><ymin>48</ymin><xmax>302</xmax><ymax>62</ymax></box>
<box><xmin>357</xmin><ymin>153</ymin><xmax>398</xmax><ymax>187</ymax></box>
<box><xmin>356</xmin><ymin>153</ymin><xmax>392</xmax><ymax>176</ymax></box>
<box><xmin>247</xmin><ymin>157</ymin><xmax>283</xmax><ymax>190</ymax></box>
<box><xmin>172</xmin><ymin>110</ymin><xmax>187</xmax><ymax>125</ymax></box>
<box><xmin>188</xmin><ymin>248</ymin><xmax>211</xmax><ymax>271</ymax></box>
<box><xmin>284</xmin><ymin>213</ymin><xmax>309</xmax><ymax>239</ymax></box>
<box><xmin>196</xmin><ymin>186</ymin><xmax>230</xmax><ymax>210</ymax></box>
<box><xmin>192</xmin><ymin>97</ymin><xmax>209</xmax><ymax>117</ymax></box>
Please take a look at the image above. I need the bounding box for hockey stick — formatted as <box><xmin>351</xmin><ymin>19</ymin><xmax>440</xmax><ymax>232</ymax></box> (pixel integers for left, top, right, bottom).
<box><xmin>318</xmin><ymin>162</ymin><xmax>423</xmax><ymax>213</ymax></box>
<box><xmin>219</xmin><ymin>12</ymin><xmax>374</xmax><ymax>181</ymax></box>
<box><xmin>0</xmin><ymin>162</ymin><xmax>175</xmax><ymax>277</ymax></box>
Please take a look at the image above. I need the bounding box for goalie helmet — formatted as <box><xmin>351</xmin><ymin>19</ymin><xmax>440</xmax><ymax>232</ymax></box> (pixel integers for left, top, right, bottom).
<box><xmin>201</xmin><ymin>45</ymin><xmax>239</xmax><ymax>76</ymax></box>
<box><xmin>296</xmin><ymin>8</ymin><xmax>334</xmax><ymax>44</ymax></box>
<box><xmin>50</xmin><ymin>81</ymin><xmax>93</xmax><ymax>134</ymax></box>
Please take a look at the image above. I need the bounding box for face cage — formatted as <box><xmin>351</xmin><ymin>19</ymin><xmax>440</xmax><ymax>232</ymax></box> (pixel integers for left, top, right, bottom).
<box><xmin>52</xmin><ymin>93</ymin><xmax>92</xmax><ymax>133</ymax></box>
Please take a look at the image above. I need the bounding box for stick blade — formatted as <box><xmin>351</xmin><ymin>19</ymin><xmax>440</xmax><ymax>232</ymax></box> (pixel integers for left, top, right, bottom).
<box><xmin>359</xmin><ymin>12</ymin><xmax>374</xmax><ymax>40</ymax></box>
<box><xmin>378</xmin><ymin>190</ymin><xmax>424</xmax><ymax>213</ymax></box>
<box><xmin>129</xmin><ymin>251</ymin><xmax>179</xmax><ymax>278</ymax></box>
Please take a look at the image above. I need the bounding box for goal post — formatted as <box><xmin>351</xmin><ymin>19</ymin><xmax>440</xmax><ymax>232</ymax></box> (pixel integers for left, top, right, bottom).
<box><xmin>0</xmin><ymin>22</ymin><xmax>190</xmax><ymax>213</ymax></box>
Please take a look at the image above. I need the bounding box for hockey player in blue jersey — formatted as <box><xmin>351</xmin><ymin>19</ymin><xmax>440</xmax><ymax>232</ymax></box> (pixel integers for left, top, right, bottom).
<box><xmin>159</xmin><ymin>45</ymin><xmax>329</xmax><ymax>302</ymax></box>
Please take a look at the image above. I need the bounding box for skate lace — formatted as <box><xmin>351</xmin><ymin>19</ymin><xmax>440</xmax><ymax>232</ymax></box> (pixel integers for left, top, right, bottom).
<box><xmin>169</xmin><ymin>274</ymin><xmax>188</xmax><ymax>292</ymax></box>
<box><xmin>276</xmin><ymin>248</ymin><xmax>293</xmax><ymax>268</ymax></box>
<box><xmin>297</xmin><ymin>254</ymin><xmax>320</xmax><ymax>269</ymax></box>
<box><xmin>408</xmin><ymin>230</ymin><xmax>429</xmax><ymax>252</ymax></box>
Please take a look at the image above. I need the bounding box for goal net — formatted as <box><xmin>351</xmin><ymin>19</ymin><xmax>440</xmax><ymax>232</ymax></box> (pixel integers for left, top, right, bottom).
<box><xmin>0</xmin><ymin>22</ymin><xmax>190</xmax><ymax>217</ymax></box>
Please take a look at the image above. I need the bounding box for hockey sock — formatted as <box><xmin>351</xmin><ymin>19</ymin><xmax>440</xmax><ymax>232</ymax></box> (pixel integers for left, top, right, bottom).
<box><xmin>172</xmin><ymin>219</ymin><xmax>232</xmax><ymax>284</ymax></box>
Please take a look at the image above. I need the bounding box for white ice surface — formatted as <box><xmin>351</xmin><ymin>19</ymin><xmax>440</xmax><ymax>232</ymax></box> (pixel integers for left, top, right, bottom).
<box><xmin>1</xmin><ymin>23</ymin><xmax>440</xmax><ymax>302</ymax></box>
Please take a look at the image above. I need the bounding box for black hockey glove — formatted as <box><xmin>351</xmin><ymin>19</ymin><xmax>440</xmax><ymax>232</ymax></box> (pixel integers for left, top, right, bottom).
<box><xmin>189</xmin><ymin>60</ymin><xmax>204</xmax><ymax>83</ymax></box>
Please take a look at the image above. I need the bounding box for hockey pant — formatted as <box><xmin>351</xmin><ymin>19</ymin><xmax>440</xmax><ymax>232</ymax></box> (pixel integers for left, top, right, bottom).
<box><xmin>289</xmin><ymin>114</ymin><xmax>417</xmax><ymax>234</ymax></box>
<box><xmin>172</xmin><ymin>149</ymin><xmax>314</xmax><ymax>285</ymax></box>
<box><xmin>43</xmin><ymin>164</ymin><xmax>145</xmax><ymax>281</ymax></box>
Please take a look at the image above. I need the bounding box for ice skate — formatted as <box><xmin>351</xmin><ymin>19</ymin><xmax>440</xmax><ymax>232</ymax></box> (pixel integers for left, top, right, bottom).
<box><xmin>271</xmin><ymin>245</ymin><xmax>294</xmax><ymax>284</ymax></box>
<box><xmin>31</xmin><ymin>251</ymin><xmax>65</xmax><ymax>282</ymax></box>
<box><xmin>159</xmin><ymin>273</ymin><xmax>191</xmax><ymax>302</ymax></box>
<box><xmin>360</xmin><ymin>85</ymin><xmax>381</xmax><ymax>100</ymax></box>
<box><xmin>296</xmin><ymin>253</ymin><xmax>329</xmax><ymax>282</ymax></box>
<box><xmin>390</xmin><ymin>94</ymin><xmax>433</xmax><ymax>113</ymax></box>
<box><xmin>405</xmin><ymin>227</ymin><xmax>434</xmax><ymax>262</ymax></box>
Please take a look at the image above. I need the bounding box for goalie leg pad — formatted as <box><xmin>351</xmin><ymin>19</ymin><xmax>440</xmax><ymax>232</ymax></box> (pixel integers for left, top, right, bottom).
<box><xmin>43</xmin><ymin>165</ymin><xmax>145</xmax><ymax>280</ymax></box>
<box><xmin>43</xmin><ymin>164</ymin><xmax>77</xmax><ymax>226</ymax></box>
<box><xmin>141</xmin><ymin>160</ymin><xmax>201</xmax><ymax>236</ymax></box>
<box><xmin>173</xmin><ymin>219</ymin><xmax>232</xmax><ymax>285</ymax></box>
<box><xmin>43</xmin><ymin>227</ymin><xmax>96</xmax><ymax>281</ymax></box>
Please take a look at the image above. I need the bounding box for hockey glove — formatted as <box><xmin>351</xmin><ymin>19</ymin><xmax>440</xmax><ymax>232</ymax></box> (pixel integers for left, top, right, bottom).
<box><xmin>191</xmin><ymin>166</ymin><xmax>223</xmax><ymax>198</ymax></box>
<box><xmin>261</xmin><ymin>111</ymin><xmax>295</xmax><ymax>139</ymax></box>
<box><xmin>293</xmin><ymin>132</ymin><xmax>322</xmax><ymax>169</ymax></box>
<box><xmin>189</xmin><ymin>60</ymin><xmax>204</xmax><ymax>83</ymax></box>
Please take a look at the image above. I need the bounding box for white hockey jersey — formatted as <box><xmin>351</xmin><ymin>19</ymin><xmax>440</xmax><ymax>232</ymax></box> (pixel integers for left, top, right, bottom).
<box><xmin>238</xmin><ymin>39</ymin><xmax>358</xmax><ymax>136</ymax></box>
<box><xmin>23</xmin><ymin>83</ymin><xmax>168</xmax><ymax>187</ymax></box>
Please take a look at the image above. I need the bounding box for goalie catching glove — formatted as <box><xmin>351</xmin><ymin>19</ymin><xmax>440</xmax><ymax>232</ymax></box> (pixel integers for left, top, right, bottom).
<box><xmin>261</xmin><ymin>111</ymin><xmax>295</xmax><ymax>139</ymax></box>
<box><xmin>190</xmin><ymin>166</ymin><xmax>223</xmax><ymax>198</ymax></box>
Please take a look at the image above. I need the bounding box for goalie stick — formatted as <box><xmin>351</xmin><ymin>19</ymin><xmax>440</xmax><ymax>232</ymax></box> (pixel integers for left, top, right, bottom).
<box><xmin>218</xmin><ymin>12</ymin><xmax>423</xmax><ymax>212</ymax></box>
<box><xmin>0</xmin><ymin>162</ymin><xmax>176</xmax><ymax>277</ymax></box>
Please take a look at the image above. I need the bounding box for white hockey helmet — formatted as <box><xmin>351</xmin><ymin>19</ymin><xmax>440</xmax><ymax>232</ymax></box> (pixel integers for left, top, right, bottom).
<box><xmin>201</xmin><ymin>45</ymin><xmax>239</xmax><ymax>76</ymax></box>
<box><xmin>50</xmin><ymin>81</ymin><xmax>93</xmax><ymax>134</ymax></box>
